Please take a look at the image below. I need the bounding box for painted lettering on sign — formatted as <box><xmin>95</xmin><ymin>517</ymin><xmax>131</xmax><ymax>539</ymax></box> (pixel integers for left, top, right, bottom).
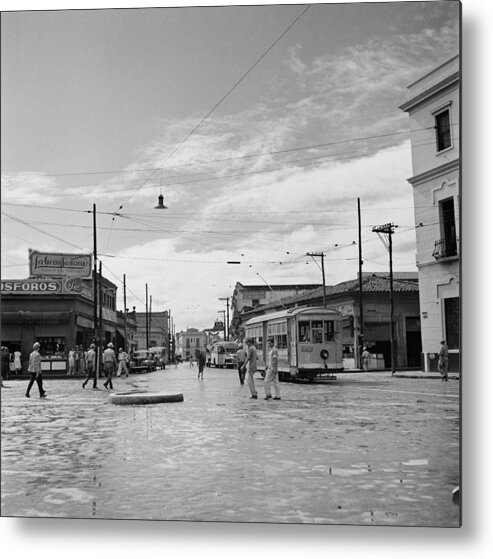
<box><xmin>29</xmin><ymin>251</ymin><xmax>92</xmax><ymax>278</ymax></box>
<box><xmin>1</xmin><ymin>280</ymin><xmax>61</xmax><ymax>293</ymax></box>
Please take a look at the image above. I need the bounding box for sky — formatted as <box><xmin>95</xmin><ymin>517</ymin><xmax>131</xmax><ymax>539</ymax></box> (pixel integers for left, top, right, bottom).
<box><xmin>1</xmin><ymin>0</ymin><xmax>461</xmax><ymax>332</ymax></box>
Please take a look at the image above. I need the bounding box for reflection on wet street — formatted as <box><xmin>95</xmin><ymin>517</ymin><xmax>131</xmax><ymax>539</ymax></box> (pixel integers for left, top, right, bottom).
<box><xmin>1</xmin><ymin>367</ymin><xmax>460</xmax><ymax>526</ymax></box>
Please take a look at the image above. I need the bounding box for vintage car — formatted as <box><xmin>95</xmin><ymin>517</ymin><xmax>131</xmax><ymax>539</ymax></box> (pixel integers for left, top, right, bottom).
<box><xmin>130</xmin><ymin>350</ymin><xmax>155</xmax><ymax>373</ymax></box>
<box><xmin>148</xmin><ymin>346</ymin><xmax>167</xmax><ymax>370</ymax></box>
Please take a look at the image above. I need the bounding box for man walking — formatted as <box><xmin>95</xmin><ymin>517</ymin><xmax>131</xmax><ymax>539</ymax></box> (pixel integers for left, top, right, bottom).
<box><xmin>197</xmin><ymin>349</ymin><xmax>206</xmax><ymax>380</ymax></box>
<box><xmin>82</xmin><ymin>343</ymin><xmax>98</xmax><ymax>389</ymax></box>
<box><xmin>243</xmin><ymin>337</ymin><xmax>258</xmax><ymax>399</ymax></box>
<box><xmin>117</xmin><ymin>348</ymin><xmax>130</xmax><ymax>378</ymax></box>
<box><xmin>264</xmin><ymin>337</ymin><xmax>281</xmax><ymax>400</ymax></box>
<box><xmin>102</xmin><ymin>342</ymin><xmax>118</xmax><ymax>390</ymax></box>
<box><xmin>25</xmin><ymin>342</ymin><xmax>46</xmax><ymax>398</ymax></box>
<box><xmin>438</xmin><ymin>339</ymin><xmax>449</xmax><ymax>381</ymax></box>
<box><xmin>361</xmin><ymin>347</ymin><xmax>372</xmax><ymax>371</ymax></box>
<box><xmin>235</xmin><ymin>342</ymin><xmax>247</xmax><ymax>385</ymax></box>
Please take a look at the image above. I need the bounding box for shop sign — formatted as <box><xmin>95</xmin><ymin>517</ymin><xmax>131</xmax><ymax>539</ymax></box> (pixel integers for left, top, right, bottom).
<box><xmin>1</xmin><ymin>279</ymin><xmax>62</xmax><ymax>294</ymax></box>
<box><xmin>29</xmin><ymin>250</ymin><xmax>92</xmax><ymax>279</ymax></box>
<box><xmin>1</xmin><ymin>277</ymin><xmax>93</xmax><ymax>300</ymax></box>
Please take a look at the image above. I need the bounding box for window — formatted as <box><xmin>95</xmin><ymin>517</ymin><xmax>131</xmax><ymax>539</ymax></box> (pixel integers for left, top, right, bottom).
<box><xmin>435</xmin><ymin>108</ymin><xmax>451</xmax><ymax>152</ymax></box>
<box><xmin>299</xmin><ymin>321</ymin><xmax>311</xmax><ymax>342</ymax></box>
<box><xmin>311</xmin><ymin>321</ymin><xmax>324</xmax><ymax>344</ymax></box>
<box><xmin>252</xmin><ymin>298</ymin><xmax>260</xmax><ymax>307</ymax></box>
<box><xmin>324</xmin><ymin>321</ymin><xmax>335</xmax><ymax>341</ymax></box>
<box><xmin>440</xmin><ymin>198</ymin><xmax>457</xmax><ymax>256</ymax></box>
<box><xmin>444</xmin><ymin>297</ymin><xmax>460</xmax><ymax>350</ymax></box>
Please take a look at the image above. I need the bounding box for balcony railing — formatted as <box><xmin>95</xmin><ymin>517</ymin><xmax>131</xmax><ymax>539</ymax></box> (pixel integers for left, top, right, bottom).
<box><xmin>433</xmin><ymin>237</ymin><xmax>458</xmax><ymax>260</ymax></box>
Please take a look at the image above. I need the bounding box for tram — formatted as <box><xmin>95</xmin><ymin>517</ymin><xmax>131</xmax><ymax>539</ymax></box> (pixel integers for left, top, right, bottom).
<box><xmin>243</xmin><ymin>306</ymin><xmax>343</xmax><ymax>382</ymax></box>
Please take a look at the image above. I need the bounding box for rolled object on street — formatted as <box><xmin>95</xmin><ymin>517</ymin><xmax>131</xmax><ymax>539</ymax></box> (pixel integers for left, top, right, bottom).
<box><xmin>108</xmin><ymin>391</ymin><xmax>184</xmax><ymax>405</ymax></box>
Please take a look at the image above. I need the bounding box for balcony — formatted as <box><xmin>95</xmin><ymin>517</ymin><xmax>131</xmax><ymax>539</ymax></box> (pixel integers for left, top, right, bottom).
<box><xmin>433</xmin><ymin>237</ymin><xmax>458</xmax><ymax>260</ymax></box>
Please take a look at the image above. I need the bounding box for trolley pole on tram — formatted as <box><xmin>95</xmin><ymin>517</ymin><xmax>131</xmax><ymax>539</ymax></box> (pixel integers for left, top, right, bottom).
<box><xmin>307</xmin><ymin>252</ymin><xmax>326</xmax><ymax>307</ymax></box>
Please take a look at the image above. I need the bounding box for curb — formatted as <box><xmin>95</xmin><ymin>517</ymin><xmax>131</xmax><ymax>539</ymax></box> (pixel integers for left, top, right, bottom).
<box><xmin>108</xmin><ymin>391</ymin><xmax>184</xmax><ymax>405</ymax></box>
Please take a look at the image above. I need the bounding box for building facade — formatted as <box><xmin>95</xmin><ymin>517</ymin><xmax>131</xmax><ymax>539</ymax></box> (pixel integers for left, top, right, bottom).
<box><xmin>176</xmin><ymin>328</ymin><xmax>207</xmax><ymax>361</ymax></box>
<box><xmin>134</xmin><ymin>310</ymin><xmax>169</xmax><ymax>350</ymax></box>
<box><xmin>400</xmin><ymin>54</ymin><xmax>460</xmax><ymax>373</ymax></box>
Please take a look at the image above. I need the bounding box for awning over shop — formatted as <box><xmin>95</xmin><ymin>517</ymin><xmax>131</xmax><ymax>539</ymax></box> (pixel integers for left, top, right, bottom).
<box><xmin>1</xmin><ymin>310</ymin><xmax>74</xmax><ymax>324</ymax></box>
<box><xmin>76</xmin><ymin>315</ymin><xmax>94</xmax><ymax>329</ymax></box>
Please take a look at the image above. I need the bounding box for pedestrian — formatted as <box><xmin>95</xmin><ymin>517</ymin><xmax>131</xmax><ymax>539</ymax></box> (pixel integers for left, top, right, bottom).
<box><xmin>102</xmin><ymin>342</ymin><xmax>118</xmax><ymax>390</ymax></box>
<box><xmin>264</xmin><ymin>337</ymin><xmax>281</xmax><ymax>400</ymax></box>
<box><xmin>243</xmin><ymin>337</ymin><xmax>258</xmax><ymax>399</ymax></box>
<box><xmin>361</xmin><ymin>347</ymin><xmax>371</xmax><ymax>371</ymax></box>
<box><xmin>197</xmin><ymin>349</ymin><xmax>206</xmax><ymax>380</ymax></box>
<box><xmin>117</xmin><ymin>348</ymin><xmax>129</xmax><ymax>378</ymax></box>
<box><xmin>67</xmin><ymin>347</ymin><xmax>75</xmax><ymax>375</ymax></box>
<box><xmin>25</xmin><ymin>342</ymin><xmax>46</xmax><ymax>398</ymax></box>
<box><xmin>82</xmin><ymin>343</ymin><xmax>98</xmax><ymax>389</ymax></box>
<box><xmin>235</xmin><ymin>342</ymin><xmax>247</xmax><ymax>385</ymax></box>
<box><xmin>1</xmin><ymin>346</ymin><xmax>10</xmax><ymax>386</ymax></box>
<box><xmin>438</xmin><ymin>339</ymin><xmax>449</xmax><ymax>381</ymax></box>
<box><xmin>13</xmin><ymin>349</ymin><xmax>22</xmax><ymax>375</ymax></box>
<box><xmin>74</xmin><ymin>345</ymin><xmax>82</xmax><ymax>374</ymax></box>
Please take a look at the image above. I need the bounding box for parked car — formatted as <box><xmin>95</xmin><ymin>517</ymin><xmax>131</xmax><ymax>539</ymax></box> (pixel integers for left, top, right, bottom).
<box><xmin>130</xmin><ymin>350</ymin><xmax>155</xmax><ymax>373</ymax></box>
<box><xmin>148</xmin><ymin>346</ymin><xmax>167</xmax><ymax>370</ymax></box>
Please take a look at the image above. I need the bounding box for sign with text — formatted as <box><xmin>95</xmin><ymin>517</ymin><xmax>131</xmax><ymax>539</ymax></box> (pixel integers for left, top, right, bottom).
<box><xmin>1</xmin><ymin>278</ymin><xmax>93</xmax><ymax>301</ymax></box>
<box><xmin>29</xmin><ymin>250</ymin><xmax>92</xmax><ymax>279</ymax></box>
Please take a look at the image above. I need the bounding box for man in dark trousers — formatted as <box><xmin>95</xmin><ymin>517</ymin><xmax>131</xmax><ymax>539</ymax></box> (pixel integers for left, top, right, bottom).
<box><xmin>26</xmin><ymin>342</ymin><xmax>46</xmax><ymax>398</ymax></box>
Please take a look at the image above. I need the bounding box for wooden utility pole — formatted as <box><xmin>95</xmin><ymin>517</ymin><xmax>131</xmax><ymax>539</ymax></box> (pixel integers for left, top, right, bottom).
<box><xmin>306</xmin><ymin>252</ymin><xmax>326</xmax><ymax>307</ymax></box>
<box><xmin>123</xmin><ymin>274</ymin><xmax>127</xmax><ymax>353</ymax></box>
<box><xmin>219</xmin><ymin>297</ymin><xmax>230</xmax><ymax>341</ymax></box>
<box><xmin>98</xmin><ymin>261</ymin><xmax>103</xmax><ymax>379</ymax></box>
<box><xmin>358</xmin><ymin>198</ymin><xmax>364</xmax><ymax>368</ymax></box>
<box><xmin>372</xmin><ymin>223</ymin><xmax>396</xmax><ymax>375</ymax></box>
<box><xmin>145</xmin><ymin>284</ymin><xmax>149</xmax><ymax>349</ymax></box>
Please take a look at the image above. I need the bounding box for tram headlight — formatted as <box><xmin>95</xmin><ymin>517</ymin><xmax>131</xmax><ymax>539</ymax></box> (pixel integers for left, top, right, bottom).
<box><xmin>320</xmin><ymin>349</ymin><xmax>329</xmax><ymax>360</ymax></box>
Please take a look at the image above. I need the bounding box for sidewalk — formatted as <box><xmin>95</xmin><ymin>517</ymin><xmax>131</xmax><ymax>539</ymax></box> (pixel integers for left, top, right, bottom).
<box><xmin>341</xmin><ymin>368</ymin><xmax>460</xmax><ymax>380</ymax></box>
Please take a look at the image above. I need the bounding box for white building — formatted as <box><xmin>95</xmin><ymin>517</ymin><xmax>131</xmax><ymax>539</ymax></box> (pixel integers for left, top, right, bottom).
<box><xmin>400</xmin><ymin>54</ymin><xmax>460</xmax><ymax>373</ymax></box>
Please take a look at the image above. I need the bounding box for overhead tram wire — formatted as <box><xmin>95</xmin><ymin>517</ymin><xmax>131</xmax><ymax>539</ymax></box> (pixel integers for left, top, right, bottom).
<box><xmin>23</xmin><ymin>122</ymin><xmax>457</xmax><ymax>181</ymax></box>
<box><xmin>3</xmin><ymin>131</ymin><xmax>450</xmax><ymax>202</ymax></box>
<box><xmin>111</xmin><ymin>5</ymin><xmax>311</xmax><ymax>215</ymax></box>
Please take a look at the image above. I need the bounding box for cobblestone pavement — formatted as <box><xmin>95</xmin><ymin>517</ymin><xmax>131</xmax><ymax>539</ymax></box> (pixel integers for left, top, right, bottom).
<box><xmin>1</xmin><ymin>365</ymin><xmax>460</xmax><ymax>526</ymax></box>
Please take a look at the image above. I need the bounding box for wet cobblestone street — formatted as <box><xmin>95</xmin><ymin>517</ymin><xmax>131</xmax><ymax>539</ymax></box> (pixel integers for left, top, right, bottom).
<box><xmin>1</xmin><ymin>365</ymin><xmax>460</xmax><ymax>526</ymax></box>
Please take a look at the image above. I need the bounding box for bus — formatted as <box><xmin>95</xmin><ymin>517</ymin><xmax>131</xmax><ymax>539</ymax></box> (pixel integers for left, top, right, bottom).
<box><xmin>207</xmin><ymin>341</ymin><xmax>240</xmax><ymax>368</ymax></box>
<box><xmin>243</xmin><ymin>306</ymin><xmax>343</xmax><ymax>381</ymax></box>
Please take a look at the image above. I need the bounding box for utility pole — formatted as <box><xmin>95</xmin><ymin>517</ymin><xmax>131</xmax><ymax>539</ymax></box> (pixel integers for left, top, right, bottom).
<box><xmin>218</xmin><ymin>297</ymin><xmax>230</xmax><ymax>341</ymax></box>
<box><xmin>149</xmin><ymin>295</ymin><xmax>153</xmax><ymax>346</ymax></box>
<box><xmin>168</xmin><ymin>309</ymin><xmax>171</xmax><ymax>363</ymax></box>
<box><xmin>372</xmin><ymin>222</ymin><xmax>396</xmax><ymax>376</ymax></box>
<box><xmin>218</xmin><ymin>310</ymin><xmax>227</xmax><ymax>341</ymax></box>
<box><xmin>98</xmin><ymin>261</ymin><xmax>103</xmax><ymax>380</ymax></box>
<box><xmin>123</xmin><ymin>274</ymin><xmax>127</xmax><ymax>353</ymax></box>
<box><xmin>358</xmin><ymin>198</ymin><xmax>364</xmax><ymax>368</ymax></box>
<box><xmin>306</xmin><ymin>252</ymin><xmax>326</xmax><ymax>307</ymax></box>
<box><xmin>92</xmin><ymin>204</ymin><xmax>99</xmax><ymax>383</ymax></box>
<box><xmin>145</xmin><ymin>284</ymin><xmax>149</xmax><ymax>349</ymax></box>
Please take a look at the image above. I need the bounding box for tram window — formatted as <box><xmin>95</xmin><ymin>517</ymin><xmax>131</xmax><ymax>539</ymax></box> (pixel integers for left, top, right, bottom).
<box><xmin>312</xmin><ymin>321</ymin><xmax>323</xmax><ymax>343</ymax></box>
<box><xmin>324</xmin><ymin>321</ymin><xmax>335</xmax><ymax>341</ymax></box>
<box><xmin>275</xmin><ymin>334</ymin><xmax>287</xmax><ymax>349</ymax></box>
<box><xmin>299</xmin><ymin>321</ymin><xmax>311</xmax><ymax>342</ymax></box>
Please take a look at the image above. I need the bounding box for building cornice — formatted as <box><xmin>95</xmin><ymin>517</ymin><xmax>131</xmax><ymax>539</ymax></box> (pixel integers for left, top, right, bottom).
<box><xmin>399</xmin><ymin>72</ymin><xmax>459</xmax><ymax>113</ymax></box>
<box><xmin>407</xmin><ymin>158</ymin><xmax>460</xmax><ymax>187</ymax></box>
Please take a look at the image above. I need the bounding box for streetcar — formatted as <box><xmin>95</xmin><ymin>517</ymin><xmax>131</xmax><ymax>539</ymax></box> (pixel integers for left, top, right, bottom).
<box><xmin>243</xmin><ymin>306</ymin><xmax>343</xmax><ymax>382</ymax></box>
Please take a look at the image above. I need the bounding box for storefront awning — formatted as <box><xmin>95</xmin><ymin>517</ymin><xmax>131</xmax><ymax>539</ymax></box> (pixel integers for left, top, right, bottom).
<box><xmin>1</xmin><ymin>311</ymin><xmax>73</xmax><ymax>324</ymax></box>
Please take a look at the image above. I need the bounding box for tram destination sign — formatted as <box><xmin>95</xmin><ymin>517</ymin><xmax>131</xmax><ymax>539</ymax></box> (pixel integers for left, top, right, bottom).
<box><xmin>29</xmin><ymin>250</ymin><xmax>92</xmax><ymax>279</ymax></box>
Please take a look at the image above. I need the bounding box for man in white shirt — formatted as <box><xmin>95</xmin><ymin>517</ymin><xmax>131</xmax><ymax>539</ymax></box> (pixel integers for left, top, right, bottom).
<box><xmin>243</xmin><ymin>338</ymin><xmax>258</xmax><ymax>399</ymax></box>
<box><xmin>102</xmin><ymin>342</ymin><xmax>118</xmax><ymax>390</ymax></box>
<box><xmin>264</xmin><ymin>337</ymin><xmax>281</xmax><ymax>400</ymax></box>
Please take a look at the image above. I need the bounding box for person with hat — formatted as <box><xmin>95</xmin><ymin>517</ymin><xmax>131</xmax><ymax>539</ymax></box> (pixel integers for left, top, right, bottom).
<box><xmin>438</xmin><ymin>339</ymin><xmax>449</xmax><ymax>381</ymax></box>
<box><xmin>25</xmin><ymin>342</ymin><xmax>46</xmax><ymax>398</ymax></box>
<box><xmin>1</xmin><ymin>346</ymin><xmax>10</xmax><ymax>387</ymax></box>
<box><xmin>82</xmin><ymin>343</ymin><xmax>98</xmax><ymax>389</ymax></box>
<box><xmin>102</xmin><ymin>342</ymin><xmax>118</xmax><ymax>390</ymax></box>
<box><xmin>264</xmin><ymin>337</ymin><xmax>281</xmax><ymax>400</ymax></box>
<box><xmin>117</xmin><ymin>347</ymin><xmax>129</xmax><ymax>378</ymax></box>
<box><xmin>361</xmin><ymin>346</ymin><xmax>372</xmax><ymax>371</ymax></box>
<box><xmin>243</xmin><ymin>337</ymin><xmax>258</xmax><ymax>399</ymax></box>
